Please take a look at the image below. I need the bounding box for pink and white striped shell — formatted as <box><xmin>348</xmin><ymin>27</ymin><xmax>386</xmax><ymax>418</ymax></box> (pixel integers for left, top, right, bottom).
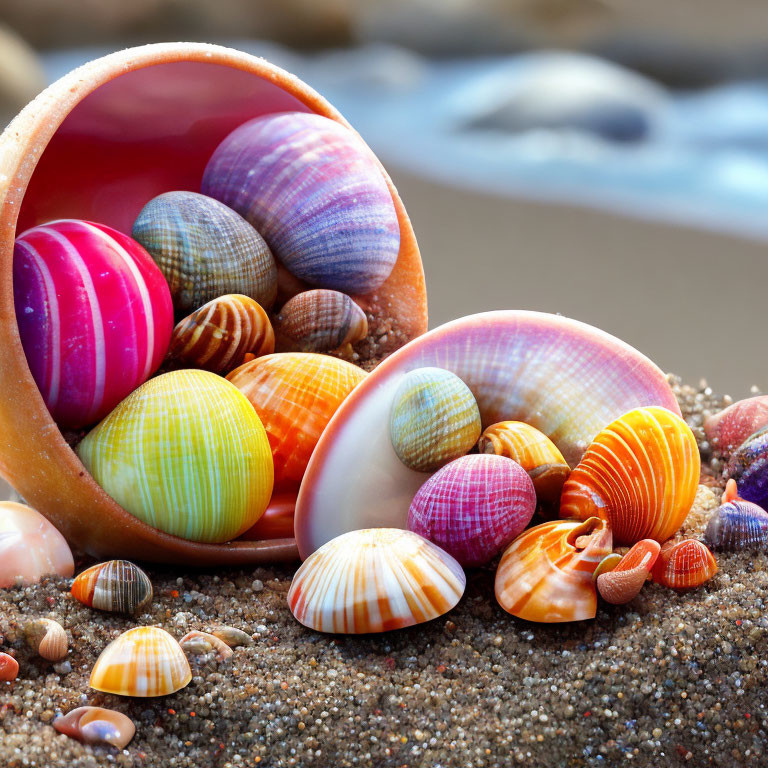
<box><xmin>704</xmin><ymin>396</ymin><xmax>768</xmax><ymax>453</ymax></box>
<box><xmin>54</xmin><ymin>706</ymin><xmax>135</xmax><ymax>749</ymax></box>
<box><xmin>407</xmin><ymin>454</ymin><xmax>535</xmax><ymax>566</ymax></box>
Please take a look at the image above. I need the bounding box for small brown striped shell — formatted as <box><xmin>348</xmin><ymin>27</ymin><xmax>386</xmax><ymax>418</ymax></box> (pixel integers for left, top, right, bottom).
<box><xmin>168</xmin><ymin>294</ymin><xmax>275</xmax><ymax>374</ymax></box>
<box><xmin>71</xmin><ymin>560</ymin><xmax>153</xmax><ymax>616</ymax></box>
<box><xmin>25</xmin><ymin>618</ymin><xmax>67</xmax><ymax>661</ymax></box>
<box><xmin>179</xmin><ymin>630</ymin><xmax>233</xmax><ymax>661</ymax></box>
<box><xmin>54</xmin><ymin>706</ymin><xmax>136</xmax><ymax>749</ymax></box>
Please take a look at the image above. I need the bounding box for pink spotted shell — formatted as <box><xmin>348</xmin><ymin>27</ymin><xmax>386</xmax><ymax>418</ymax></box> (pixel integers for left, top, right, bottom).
<box><xmin>704</xmin><ymin>396</ymin><xmax>768</xmax><ymax>453</ymax></box>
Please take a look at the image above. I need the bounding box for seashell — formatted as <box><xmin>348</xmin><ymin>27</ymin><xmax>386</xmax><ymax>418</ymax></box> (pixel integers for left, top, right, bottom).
<box><xmin>288</xmin><ymin>528</ymin><xmax>465</xmax><ymax>634</ymax></box>
<box><xmin>209</xmin><ymin>627</ymin><xmax>253</xmax><ymax>648</ymax></box>
<box><xmin>227</xmin><ymin>353</ymin><xmax>366</xmax><ymax>490</ymax></box>
<box><xmin>179</xmin><ymin>630</ymin><xmax>233</xmax><ymax>661</ymax></box>
<box><xmin>239</xmin><ymin>491</ymin><xmax>296</xmax><ymax>541</ymax></box>
<box><xmin>389</xmin><ymin>367</ymin><xmax>482</xmax><ymax>473</ymax></box>
<box><xmin>0</xmin><ymin>652</ymin><xmax>19</xmax><ymax>682</ymax></box>
<box><xmin>132</xmin><ymin>191</ymin><xmax>277</xmax><ymax>312</ymax></box>
<box><xmin>77</xmin><ymin>370</ymin><xmax>273</xmax><ymax>543</ymax></box>
<box><xmin>202</xmin><ymin>112</ymin><xmax>400</xmax><ymax>295</ymax></box>
<box><xmin>169</xmin><ymin>294</ymin><xmax>275</xmax><ymax>374</ymax></box>
<box><xmin>54</xmin><ymin>706</ymin><xmax>135</xmax><ymax>749</ymax></box>
<box><xmin>0</xmin><ymin>501</ymin><xmax>74</xmax><ymax>588</ymax></box>
<box><xmin>704</xmin><ymin>396</ymin><xmax>768</xmax><ymax>453</ymax></box>
<box><xmin>273</xmin><ymin>289</ymin><xmax>368</xmax><ymax>354</ymax></box>
<box><xmin>477</xmin><ymin>421</ymin><xmax>570</xmax><ymax>514</ymax></box>
<box><xmin>295</xmin><ymin>311</ymin><xmax>680</xmax><ymax>558</ymax></box>
<box><xmin>25</xmin><ymin>618</ymin><xmax>68</xmax><ymax>661</ymax></box>
<box><xmin>407</xmin><ymin>454</ymin><xmax>535</xmax><ymax>566</ymax></box>
<box><xmin>71</xmin><ymin>560</ymin><xmax>153</xmax><ymax>615</ymax></box>
<box><xmin>560</xmin><ymin>407</ymin><xmax>699</xmax><ymax>546</ymax></box>
<box><xmin>726</xmin><ymin>426</ymin><xmax>768</xmax><ymax>510</ymax></box>
<box><xmin>90</xmin><ymin>626</ymin><xmax>191</xmax><ymax>697</ymax></box>
<box><xmin>495</xmin><ymin>517</ymin><xmax>612</xmax><ymax>623</ymax></box>
<box><xmin>596</xmin><ymin>539</ymin><xmax>660</xmax><ymax>605</ymax></box>
<box><xmin>592</xmin><ymin>553</ymin><xmax>622</xmax><ymax>581</ymax></box>
<box><xmin>13</xmin><ymin>219</ymin><xmax>173</xmax><ymax>429</ymax></box>
<box><xmin>703</xmin><ymin>500</ymin><xmax>768</xmax><ymax>551</ymax></box>
<box><xmin>722</xmin><ymin>478</ymin><xmax>739</xmax><ymax>504</ymax></box>
<box><xmin>651</xmin><ymin>539</ymin><xmax>717</xmax><ymax>590</ymax></box>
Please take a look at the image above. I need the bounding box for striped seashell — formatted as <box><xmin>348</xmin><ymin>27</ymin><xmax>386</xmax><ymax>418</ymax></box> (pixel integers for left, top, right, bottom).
<box><xmin>13</xmin><ymin>219</ymin><xmax>173</xmax><ymax>429</ymax></box>
<box><xmin>495</xmin><ymin>517</ymin><xmax>612</xmax><ymax>623</ymax></box>
<box><xmin>227</xmin><ymin>353</ymin><xmax>366</xmax><ymax>490</ymax></box>
<box><xmin>238</xmin><ymin>491</ymin><xmax>296</xmax><ymax>541</ymax></box>
<box><xmin>54</xmin><ymin>707</ymin><xmax>135</xmax><ymax>749</ymax></box>
<box><xmin>273</xmin><ymin>289</ymin><xmax>368</xmax><ymax>354</ymax></box>
<box><xmin>703</xmin><ymin>500</ymin><xmax>768</xmax><ymax>551</ymax></box>
<box><xmin>560</xmin><ymin>407</ymin><xmax>699</xmax><ymax>545</ymax></box>
<box><xmin>288</xmin><ymin>528</ymin><xmax>465</xmax><ymax>634</ymax></box>
<box><xmin>592</xmin><ymin>553</ymin><xmax>622</xmax><ymax>581</ymax></box>
<box><xmin>390</xmin><ymin>367</ymin><xmax>482</xmax><ymax>473</ymax></box>
<box><xmin>407</xmin><ymin>454</ymin><xmax>535</xmax><ymax>567</ymax></box>
<box><xmin>209</xmin><ymin>627</ymin><xmax>253</xmax><ymax>648</ymax></box>
<box><xmin>726</xmin><ymin>426</ymin><xmax>768</xmax><ymax>511</ymax></box>
<box><xmin>0</xmin><ymin>501</ymin><xmax>74</xmax><ymax>588</ymax></box>
<box><xmin>90</xmin><ymin>626</ymin><xmax>192</xmax><ymax>697</ymax></box>
<box><xmin>704</xmin><ymin>396</ymin><xmax>768</xmax><ymax>453</ymax></box>
<box><xmin>202</xmin><ymin>112</ymin><xmax>399</xmax><ymax>295</ymax></box>
<box><xmin>179</xmin><ymin>630</ymin><xmax>233</xmax><ymax>661</ymax></box>
<box><xmin>132</xmin><ymin>191</ymin><xmax>277</xmax><ymax>312</ymax></box>
<box><xmin>651</xmin><ymin>539</ymin><xmax>717</xmax><ymax>590</ymax></box>
<box><xmin>71</xmin><ymin>560</ymin><xmax>153</xmax><ymax>615</ymax></box>
<box><xmin>0</xmin><ymin>652</ymin><xmax>19</xmax><ymax>682</ymax></box>
<box><xmin>169</xmin><ymin>294</ymin><xmax>275</xmax><ymax>374</ymax></box>
<box><xmin>477</xmin><ymin>421</ymin><xmax>570</xmax><ymax>514</ymax></box>
<box><xmin>25</xmin><ymin>618</ymin><xmax>67</xmax><ymax>661</ymax></box>
<box><xmin>77</xmin><ymin>370</ymin><xmax>273</xmax><ymax>543</ymax></box>
<box><xmin>596</xmin><ymin>539</ymin><xmax>660</xmax><ymax>605</ymax></box>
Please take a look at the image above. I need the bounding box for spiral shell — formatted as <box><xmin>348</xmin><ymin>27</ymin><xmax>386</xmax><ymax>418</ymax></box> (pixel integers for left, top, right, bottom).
<box><xmin>71</xmin><ymin>560</ymin><xmax>153</xmax><ymax>615</ymax></box>
<box><xmin>651</xmin><ymin>539</ymin><xmax>717</xmax><ymax>590</ymax></box>
<box><xmin>0</xmin><ymin>653</ymin><xmax>19</xmax><ymax>682</ymax></box>
<box><xmin>596</xmin><ymin>539</ymin><xmax>660</xmax><ymax>605</ymax></box>
<box><xmin>77</xmin><ymin>370</ymin><xmax>273</xmax><ymax>543</ymax></box>
<box><xmin>25</xmin><ymin>618</ymin><xmax>68</xmax><ymax>661</ymax></box>
<box><xmin>54</xmin><ymin>707</ymin><xmax>135</xmax><ymax>749</ymax></box>
<box><xmin>408</xmin><ymin>454</ymin><xmax>536</xmax><ymax>566</ymax></box>
<box><xmin>132</xmin><ymin>191</ymin><xmax>277</xmax><ymax>312</ymax></box>
<box><xmin>726</xmin><ymin>427</ymin><xmax>768</xmax><ymax>510</ymax></box>
<box><xmin>560</xmin><ymin>407</ymin><xmax>699</xmax><ymax>545</ymax></box>
<box><xmin>90</xmin><ymin>626</ymin><xmax>192</xmax><ymax>697</ymax></box>
<box><xmin>704</xmin><ymin>396</ymin><xmax>768</xmax><ymax>453</ymax></box>
<box><xmin>202</xmin><ymin>112</ymin><xmax>399</xmax><ymax>295</ymax></box>
<box><xmin>288</xmin><ymin>529</ymin><xmax>465</xmax><ymax>634</ymax></box>
<box><xmin>703</xmin><ymin>500</ymin><xmax>768</xmax><ymax>551</ymax></box>
<box><xmin>179</xmin><ymin>631</ymin><xmax>233</xmax><ymax>661</ymax></box>
<box><xmin>273</xmin><ymin>289</ymin><xmax>368</xmax><ymax>354</ymax></box>
<box><xmin>390</xmin><ymin>367</ymin><xmax>482</xmax><ymax>473</ymax></box>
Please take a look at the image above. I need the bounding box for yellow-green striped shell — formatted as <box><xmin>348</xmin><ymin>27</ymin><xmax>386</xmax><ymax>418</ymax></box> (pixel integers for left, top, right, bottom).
<box><xmin>389</xmin><ymin>367</ymin><xmax>482</xmax><ymax>473</ymax></box>
<box><xmin>77</xmin><ymin>370</ymin><xmax>273</xmax><ymax>543</ymax></box>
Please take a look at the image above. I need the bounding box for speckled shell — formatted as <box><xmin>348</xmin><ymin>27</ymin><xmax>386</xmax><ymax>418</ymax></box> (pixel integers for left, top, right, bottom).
<box><xmin>596</xmin><ymin>539</ymin><xmax>660</xmax><ymax>605</ymax></box>
<box><xmin>54</xmin><ymin>707</ymin><xmax>135</xmax><ymax>749</ymax></box>
<box><xmin>726</xmin><ymin>427</ymin><xmax>768</xmax><ymax>510</ymax></box>
<box><xmin>408</xmin><ymin>454</ymin><xmax>535</xmax><ymax>566</ymax></box>
<box><xmin>13</xmin><ymin>219</ymin><xmax>173</xmax><ymax>429</ymax></box>
<box><xmin>227</xmin><ymin>353</ymin><xmax>366</xmax><ymax>490</ymax></box>
<box><xmin>495</xmin><ymin>517</ymin><xmax>612</xmax><ymax>623</ymax></box>
<box><xmin>132</xmin><ymin>191</ymin><xmax>277</xmax><ymax>312</ymax></box>
<box><xmin>169</xmin><ymin>294</ymin><xmax>274</xmax><ymax>374</ymax></box>
<box><xmin>0</xmin><ymin>501</ymin><xmax>74</xmax><ymax>588</ymax></box>
<box><xmin>273</xmin><ymin>289</ymin><xmax>368</xmax><ymax>354</ymax></box>
<box><xmin>704</xmin><ymin>500</ymin><xmax>768</xmax><ymax>551</ymax></box>
<box><xmin>179</xmin><ymin>630</ymin><xmax>233</xmax><ymax>661</ymax></box>
<box><xmin>90</xmin><ymin>626</ymin><xmax>191</xmax><ymax>697</ymax></box>
<box><xmin>77</xmin><ymin>370</ymin><xmax>273</xmax><ymax>543</ymax></box>
<box><xmin>704</xmin><ymin>396</ymin><xmax>768</xmax><ymax>453</ymax></box>
<box><xmin>560</xmin><ymin>407</ymin><xmax>699</xmax><ymax>545</ymax></box>
<box><xmin>651</xmin><ymin>539</ymin><xmax>717</xmax><ymax>590</ymax></box>
<box><xmin>390</xmin><ymin>367</ymin><xmax>482</xmax><ymax>473</ymax></box>
<box><xmin>202</xmin><ymin>112</ymin><xmax>399</xmax><ymax>295</ymax></box>
<box><xmin>0</xmin><ymin>653</ymin><xmax>19</xmax><ymax>682</ymax></box>
<box><xmin>288</xmin><ymin>528</ymin><xmax>465</xmax><ymax>634</ymax></box>
<box><xmin>25</xmin><ymin>618</ymin><xmax>68</xmax><ymax>661</ymax></box>
<box><xmin>71</xmin><ymin>560</ymin><xmax>153</xmax><ymax>615</ymax></box>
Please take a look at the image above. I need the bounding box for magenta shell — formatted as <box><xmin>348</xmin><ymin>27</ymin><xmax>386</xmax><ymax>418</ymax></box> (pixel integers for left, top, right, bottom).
<box><xmin>13</xmin><ymin>219</ymin><xmax>173</xmax><ymax>429</ymax></box>
<box><xmin>408</xmin><ymin>454</ymin><xmax>536</xmax><ymax>567</ymax></box>
<box><xmin>704</xmin><ymin>396</ymin><xmax>768</xmax><ymax>453</ymax></box>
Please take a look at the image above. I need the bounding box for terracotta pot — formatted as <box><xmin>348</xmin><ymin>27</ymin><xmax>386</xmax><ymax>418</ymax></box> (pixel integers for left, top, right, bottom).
<box><xmin>0</xmin><ymin>42</ymin><xmax>426</xmax><ymax>566</ymax></box>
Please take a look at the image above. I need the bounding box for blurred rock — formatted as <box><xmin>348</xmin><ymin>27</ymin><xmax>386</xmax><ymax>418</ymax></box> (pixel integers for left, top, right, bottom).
<box><xmin>0</xmin><ymin>25</ymin><xmax>45</xmax><ymax>129</ymax></box>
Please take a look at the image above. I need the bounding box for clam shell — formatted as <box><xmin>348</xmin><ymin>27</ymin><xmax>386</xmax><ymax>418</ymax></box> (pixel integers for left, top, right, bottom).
<box><xmin>407</xmin><ymin>454</ymin><xmax>535</xmax><ymax>566</ymax></box>
<box><xmin>651</xmin><ymin>539</ymin><xmax>717</xmax><ymax>590</ymax></box>
<box><xmin>169</xmin><ymin>294</ymin><xmax>275</xmax><ymax>374</ymax></box>
<box><xmin>25</xmin><ymin>618</ymin><xmax>68</xmax><ymax>661</ymax></box>
<box><xmin>90</xmin><ymin>626</ymin><xmax>192</xmax><ymax>697</ymax></box>
<box><xmin>77</xmin><ymin>370</ymin><xmax>273</xmax><ymax>543</ymax></box>
<box><xmin>495</xmin><ymin>517</ymin><xmax>612</xmax><ymax>623</ymax></box>
<box><xmin>288</xmin><ymin>528</ymin><xmax>465</xmax><ymax>634</ymax></box>
<box><xmin>704</xmin><ymin>396</ymin><xmax>768</xmax><ymax>453</ymax></box>
<box><xmin>703</xmin><ymin>500</ymin><xmax>768</xmax><ymax>551</ymax></box>
<box><xmin>54</xmin><ymin>706</ymin><xmax>135</xmax><ymax>749</ymax></box>
<box><xmin>273</xmin><ymin>289</ymin><xmax>368</xmax><ymax>354</ymax></box>
<box><xmin>560</xmin><ymin>407</ymin><xmax>699</xmax><ymax>545</ymax></box>
<box><xmin>13</xmin><ymin>219</ymin><xmax>173</xmax><ymax>429</ymax></box>
<box><xmin>227</xmin><ymin>353</ymin><xmax>366</xmax><ymax>491</ymax></box>
<box><xmin>202</xmin><ymin>112</ymin><xmax>399</xmax><ymax>295</ymax></box>
<box><xmin>132</xmin><ymin>191</ymin><xmax>277</xmax><ymax>312</ymax></box>
<box><xmin>596</xmin><ymin>539</ymin><xmax>660</xmax><ymax>605</ymax></box>
<box><xmin>71</xmin><ymin>560</ymin><xmax>153</xmax><ymax>615</ymax></box>
<box><xmin>0</xmin><ymin>501</ymin><xmax>74</xmax><ymax>588</ymax></box>
<box><xmin>726</xmin><ymin>426</ymin><xmax>768</xmax><ymax>510</ymax></box>
<box><xmin>179</xmin><ymin>630</ymin><xmax>233</xmax><ymax>661</ymax></box>
<box><xmin>0</xmin><ymin>652</ymin><xmax>19</xmax><ymax>682</ymax></box>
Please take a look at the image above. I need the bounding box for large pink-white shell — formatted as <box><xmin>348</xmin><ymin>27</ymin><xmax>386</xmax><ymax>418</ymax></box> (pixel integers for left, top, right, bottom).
<box><xmin>704</xmin><ymin>396</ymin><xmax>768</xmax><ymax>453</ymax></box>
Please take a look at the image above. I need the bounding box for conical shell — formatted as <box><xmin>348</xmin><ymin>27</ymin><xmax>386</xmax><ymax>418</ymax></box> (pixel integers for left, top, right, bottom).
<box><xmin>25</xmin><ymin>618</ymin><xmax>68</xmax><ymax>661</ymax></box>
<box><xmin>726</xmin><ymin>426</ymin><xmax>768</xmax><ymax>511</ymax></box>
<box><xmin>704</xmin><ymin>500</ymin><xmax>768</xmax><ymax>551</ymax></box>
<box><xmin>54</xmin><ymin>706</ymin><xmax>135</xmax><ymax>748</ymax></box>
<box><xmin>651</xmin><ymin>539</ymin><xmax>717</xmax><ymax>590</ymax></box>
<box><xmin>560</xmin><ymin>407</ymin><xmax>699</xmax><ymax>545</ymax></box>
<box><xmin>288</xmin><ymin>529</ymin><xmax>465</xmax><ymax>634</ymax></box>
<box><xmin>704</xmin><ymin>396</ymin><xmax>768</xmax><ymax>453</ymax></box>
<box><xmin>495</xmin><ymin>517</ymin><xmax>612</xmax><ymax>623</ymax></box>
<box><xmin>90</xmin><ymin>626</ymin><xmax>192</xmax><ymax>697</ymax></box>
<box><xmin>71</xmin><ymin>560</ymin><xmax>153</xmax><ymax>615</ymax></box>
<box><xmin>596</xmin><ymin>539</ymin><xmax>660</xmax><ymax>605</ymax></box>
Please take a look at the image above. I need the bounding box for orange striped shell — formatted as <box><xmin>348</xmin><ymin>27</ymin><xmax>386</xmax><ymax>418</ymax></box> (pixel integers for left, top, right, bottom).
<box><xmin>494</xmin><ymin>517</ymin><xmax>612</xmax><ymax>623</ymax></box>
<box><xmin>651</xmin><ymin>539</ymin><xmax>718</xmax><ymax>590</ymax></box>
<box><xmin>226</xmin><ymin>352</ymin><xmax>366</xmax><ymax>490</ymax></box>
<box><xmin>560</xmin><ymin>407</ymin><xmax>699</xmax><ymax>545</ymax></box>
<box><xmin>596</xmin><ymin>539</ymin><xmax>660</xmax><ymax>605</ymax></box>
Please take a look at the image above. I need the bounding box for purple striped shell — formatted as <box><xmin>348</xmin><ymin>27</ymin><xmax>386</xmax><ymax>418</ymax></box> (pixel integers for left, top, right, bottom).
<box><xmin>201</xmin><ymin>112</ymin><xmax>400</xmax><ymax>295</ymax></box>
<box><xmin>727</xmin><ymin>426</ymin><xmax>768</xmax><ymax>510</ymax></box>
<box><xmin>704</xmin><ymin>500</ymin><xmax>768</xmax><ymax>551</ymax></box>
<box><xmin>408</xmin><ymin>454</ymin><xmax>536</xmax><ymax>567</ymax></box>
<box><xmin>13</xmin><ymin>219</ymin><xmax>173</xmax><ymax>429</ymax></box>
